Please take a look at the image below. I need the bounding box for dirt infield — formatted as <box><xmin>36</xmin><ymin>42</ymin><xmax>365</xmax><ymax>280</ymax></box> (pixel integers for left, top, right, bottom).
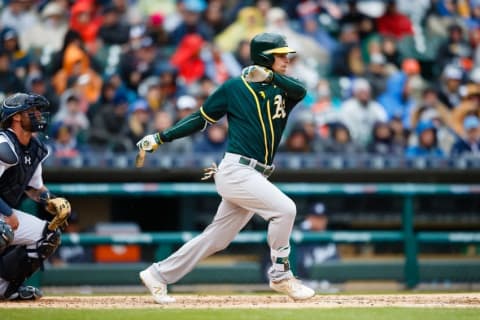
<box><xmin>1</xmin><ymin>293</ymin><xmax>480</xmax><ymax>309</ymax></box>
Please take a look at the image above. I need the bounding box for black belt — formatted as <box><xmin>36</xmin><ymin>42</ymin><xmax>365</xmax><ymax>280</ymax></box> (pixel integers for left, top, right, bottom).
<box><xmin>238</xmin><ymin>156</ymin><xmax>274</xmax><ymax>176</ymax></box>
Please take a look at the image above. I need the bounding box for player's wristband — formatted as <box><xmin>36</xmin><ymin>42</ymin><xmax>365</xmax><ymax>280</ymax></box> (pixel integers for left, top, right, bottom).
<box><xmin>0</xmin><ymin>197</ymin><xmax>13</xmax><ymax>217</ymax></box>
<box><xmin>39</xmin><ymin>190</ymin><xmax>56</xmax><ymax>206</ymax></box>
<box><xmin>154</xmin><ymin>132</ymin><xmax>164</xmax><ymax>145</ymax></box>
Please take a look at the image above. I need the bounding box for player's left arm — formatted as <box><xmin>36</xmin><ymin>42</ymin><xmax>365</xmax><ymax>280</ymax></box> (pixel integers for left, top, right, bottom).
<box><xmin>271</xmin><ymin>73</ymin><xmax>307</xmax><ymax>101</ymax></box>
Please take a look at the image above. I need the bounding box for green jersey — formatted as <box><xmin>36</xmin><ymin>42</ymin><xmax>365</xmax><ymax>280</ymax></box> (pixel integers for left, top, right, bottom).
<box><xmin>160</xmin><ymin>74</ymin><xmax>306</xmax><ymax>165</ymax></box>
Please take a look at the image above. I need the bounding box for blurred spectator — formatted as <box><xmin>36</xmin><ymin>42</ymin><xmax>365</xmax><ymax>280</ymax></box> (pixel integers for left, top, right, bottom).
<box><xmin>26</xmin><ymin>72</ymin><xmax>60</xmax><ymax>116</ymax></box>
<box><xmin>278</xmin><ymin>125</ymin><xmax>313</xmax><ymax>153</ymax></box>
<box><xmin>410</xmin><ymin>87</ymin><xmax>455</xmax><ymax>154</ymax></box>
<box><xmin>388</xmin><ymin>115</ymin><xmax>409</xmax><ymax>149</ymax></box>
<box><xmin>47</xmin><ymin>122</ymin><xmax>88</xmax><ymax>159</ymax></box>
<box><xmin>88</xmin><ymin>73</ymin><xmax>135</xmax><ymax>119</ymax></box>
<box><xmin>451</xmin><ymin>115</ymin><xmax>480</xmax><ymax>156</ymax></box>
<box><xmin>52</xmin><ymin>90</ymin><xmax>90</xmax><ymax>142</ymax></box>
<box><xmin>296</xmin><ymin>202</ymin><xmax>339</xmax><ymax>282</ymax></box>
<box><xmin>0</xmin><ymin>0</ymin><xmax>38</xmax><ymax>35</ymax></box>
<box><xmin>194</xmin><ymin>120</ymin><xmax>228</xmax><ymax>153</ymax></box>
<box><xmin>0</xmin><ymin>27</ymin><xmax>30</xmax><ymax>80</ymax></box>
<box><xmin>377</xmin><ymin>59</ymin><xmax>423</xmax><ymax>129</ymax></box>
<box><xmin>437</xmin><ymin>24</ymin><xmax>471</xmax><ymax>72</ymax></box>
<box><xmin>310</xmin><ymin>79</ymin><xmax>342</xmax><ymax>139</ymax></box>
<box><xmin>0</xmin><ymin>48</ymin><xmax>25</xmax><ymax>97</ymax></box>
<box><xmin>175</xmin><ymin>94</ymin><xmax>198</xmax><ymax>122</ymax></box>
<box><xmin>406</xmin><ymin>120</ymin><xmax>444</xmax><ymax>157</ymax></box>
<box><xmin>331</xmin><ymin>24</ymin><xmax>364</xmax><ymax>77</ymax></box>
<box><xmin>364</xmin><ymin>53</ymin><xmax>389</xmax><ymax>98</ymax></box>
<box><xmin>340</xmin><ymin>78</ymin><xmax>388</xmax><ymax>147</ymax></box>
<box><xmin>265</xmin><ymin>7</ymin><xmax>328</xmax><ymax>66</ymax></box>
<box><xmin>215</xmin><ymin>6</ymin><xmax>265</xmax><ymax>53</ymax></box>
<box><xmin>20</xmin><ymin>1</ymin><xmax>69</xmax><ymax>53</ymax></box>
<box><xmin>380</xmin><ymin>35</ymin><xmax>402</xmax><ymax>69</ymax></box>
<box><xmin>69</xmin><ymin>0</ymin><xmax>103</xmax><ymax>53</ymax></box>
<box><xmin>437</xmin><ymin>64</ymin><xmax>464</xmax><ymax>109</ymax></box>
<box><xmin>410</xmin><ymin>87</ymin><xmax>452</xmax><ymax>129</ymax></box>
<box><xmin>52</xmin><ymin>42</ymin><xmax>103</xmax><ymax>104</ymax></box>
<box><xmin>168</xmin><ymin>0</ymin><xmax>213</xmax><ymax>45</ymax></box>
<box><xmin>146</xmin><ymin>12</ymin><xmax>169</xmax><ymax>47</ymax></box>
<box><xmin>127</xmin><ymin>99</ymin><xmax>151</xmax><ymax>148</ymax></box>
<box><xmin>287</xmin><ymin>53</ymin><xmax>320</xmax><ymax>91</ymax></box>
<box><xmin>202</xmin><ymin>43</ymin><xmax>242</xmax><ymax>85</ymax></box>
<box><xmin>170</xmin><ymin>34</ymin><xmax>206</xmax><ymax>85</ymax></box>
<box><xmin>451</xmin><ymin>83</ymin><xmax>480</xmax><ymax>136</ymax></box>
<box><xmin>118</xmin><ymin>35</ymin><xmax>158</xmax><ymax>91</ymax></box>
<box><xmin>204</xmin><ymin>0</ymin><xmax>228</xmax><ymax>36</ymax></box>
<box><xmin>88</xmin><ymin>91</ymin><xmax>132</xmax><ymax>152</ymax></box>
<box><xmin>98</xmin><ymin>4</ymin><xmax>130</xmax><ymax>46</ymax></box>
<box><xmin>150</xmin><ymin>110</ymin><xmax>194</xmax><ymax>154</ymax></box>
<box><xmin>320</xmin><ymin>122</ymin><xmax>364</xmax><ymax>154</ymax></box>
<box><xmin>367</xmin><ymin>121</ymin><xmax>404</xmax><ymax>156</ymax></box>
<box><xmin>299</xmin><ymin>13</ymin><xmax>338</xmax><ymax>54</ymax></box>
<box><xmin>376</xmin><ymin>0</ymin><xmax>413</xmax><ymax>39</ymax></box>
<box><xmin>339</xmin><ymin>0</ymin><xmax>370</xmax><ymax>28</ymax></box>
<box><xmin>232</xmin><ymin>39</ymin><xmax>251</xmax><ymax>68</ymax></box>
<box><xmin>47</xmin><ymin>29</ymin><xmax>103</xmax><ymax>77</ymax></box>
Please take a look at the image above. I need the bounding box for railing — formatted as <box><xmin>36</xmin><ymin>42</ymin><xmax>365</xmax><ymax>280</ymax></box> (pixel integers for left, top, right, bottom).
<box><xmin>42</xmin><ymin>182</ymin><xmax>480</xmax><ymax>288</ymax></box>
<box><xmin>43</xmin><ymin>152</ymin><xmax>480</xmax><ymax>169</ymax></box>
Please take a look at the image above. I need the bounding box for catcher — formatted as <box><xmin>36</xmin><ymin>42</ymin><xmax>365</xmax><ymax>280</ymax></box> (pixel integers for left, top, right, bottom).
<box><xmin>136</xmin><ymin>32</ymin><xmax>315</xmax><ymax>303</ymax></box>
<box><xmin>0</xmin><ymin>93</ymin><xmax>71</xmax><ymax>300</ymax></box>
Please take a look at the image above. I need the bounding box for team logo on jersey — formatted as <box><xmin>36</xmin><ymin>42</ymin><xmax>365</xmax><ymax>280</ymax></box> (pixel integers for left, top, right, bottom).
<box><xmin>24</xmin><ymin>155</ymin><xmax>31</xmax><ymax>165</ymax></box>
<box><xmin>271</xmin><ymin>95</ymin><xmax>286</xmax><ymax>120</ymax></box>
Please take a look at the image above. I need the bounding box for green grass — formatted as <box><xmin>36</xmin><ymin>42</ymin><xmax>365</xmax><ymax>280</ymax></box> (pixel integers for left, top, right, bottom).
<box><xmin>2</xmin><ymin>308</ymin><xmax>479</xmax><ymax>320</ymax></box>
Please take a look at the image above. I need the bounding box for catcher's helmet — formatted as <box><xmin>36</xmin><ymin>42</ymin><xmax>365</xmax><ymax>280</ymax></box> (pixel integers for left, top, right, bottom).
<box><xmin>250</xmin><ymin>33</ymin><xmax>295</xmax><ymax>68</ymax></box>
<box><xmin>0</xmin><ymin>93</ymin><xmax>50</xmax><ymax>132</ymax></box>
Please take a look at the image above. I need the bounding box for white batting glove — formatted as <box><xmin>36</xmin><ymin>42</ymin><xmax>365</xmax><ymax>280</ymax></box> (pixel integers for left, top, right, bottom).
<box><xmin>242</xmin><ymin>65</ymin><xmax>273</xmax><ymax>83</ymax></box>
<box><xmin>136</xmin><ymin>133</ymin><xmax>162</xmax><ymax>153</ymax></box>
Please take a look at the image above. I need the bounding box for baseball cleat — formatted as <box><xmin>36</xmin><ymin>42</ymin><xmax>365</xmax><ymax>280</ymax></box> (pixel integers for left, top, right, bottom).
<box><xmin>139</xmin><ymin>269</ymin><xmax>175</xmax><ymax>304</ymax></box>
<box><xmin>270</xmin><ymin>277</ymin><xmax>315</xmax><ymax>300</ymax></box>
<box><xmin>6</xmin><ymin>285</ymin><xmax>43</xmax><ymax>301</ymax></box>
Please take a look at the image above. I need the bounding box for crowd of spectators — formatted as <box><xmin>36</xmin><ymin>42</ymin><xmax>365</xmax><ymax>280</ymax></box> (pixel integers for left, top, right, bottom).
<box><xmin>1</xmin><ymin>0</ymin><xmax>480</xmax><ymax>162</ymax></box>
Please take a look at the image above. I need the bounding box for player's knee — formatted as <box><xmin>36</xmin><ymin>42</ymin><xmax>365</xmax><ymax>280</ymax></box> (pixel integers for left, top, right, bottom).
<box><xmin>281</xmin><ymin>199</ymin><xmax>297</xmax><ymax>222</ymax></box>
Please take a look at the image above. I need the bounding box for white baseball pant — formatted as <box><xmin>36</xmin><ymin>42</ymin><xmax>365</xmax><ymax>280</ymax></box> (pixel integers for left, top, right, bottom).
<box><xmin>148</xmin><ymin>152</ymin><xmax>296</xmax><ymax>284</ymax></box>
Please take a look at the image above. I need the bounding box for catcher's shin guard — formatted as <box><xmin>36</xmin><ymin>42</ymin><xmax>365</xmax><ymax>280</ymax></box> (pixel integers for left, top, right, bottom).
<box><xmin>0</xmin><ymin>245</ymin><xmax>42</xmax><ymax>299</ymax></box>
<box><xmin>0</xmin><ymin>227</ymin><xmax>61</xmax><ymax>299</ymax></box>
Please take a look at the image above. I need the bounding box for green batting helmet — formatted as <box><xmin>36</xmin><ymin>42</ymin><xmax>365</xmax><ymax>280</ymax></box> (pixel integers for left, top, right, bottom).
<box><xmin>250</xmin><ymin>33</ymin><xmax>295</xmax><ymax>68</ymax></box>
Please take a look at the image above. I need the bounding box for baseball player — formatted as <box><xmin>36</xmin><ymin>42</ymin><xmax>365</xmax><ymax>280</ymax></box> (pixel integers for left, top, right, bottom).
<box><xmin>0</xmin><ymin>93</ymin><xmax>71</xmax><ymax>300</ymax></box>
<box><xmin>136</xmin><ymin>32</ymin><xmax>315</xmax><ymax>303</ymax></box>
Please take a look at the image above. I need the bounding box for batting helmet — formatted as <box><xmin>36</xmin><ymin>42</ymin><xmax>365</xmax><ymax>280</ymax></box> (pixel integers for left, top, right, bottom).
<box><xmin>0</xmin><ymin>220</ymin><xmax>14</xmax><ymax>255</ymax></box>
<box><xmin>0</xmin><ymin>93</ymin><xmax>50</xmax><ymax>132</ymax></box>
<box><xmin>250</xmin><ymin>33</ymin><xmax>295</xmax><ymax>68</ymax></box>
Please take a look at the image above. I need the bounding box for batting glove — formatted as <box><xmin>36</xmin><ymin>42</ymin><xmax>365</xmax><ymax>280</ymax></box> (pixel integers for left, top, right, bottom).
<box><xmin>242</xmin><ymin>65</ymin><xmax>273</xmax><ymax>83</ymax></box>
<box><xmin>136</xmin><ymin>133</ymin><xmax>163</xmax><ymax>153</ymax></box>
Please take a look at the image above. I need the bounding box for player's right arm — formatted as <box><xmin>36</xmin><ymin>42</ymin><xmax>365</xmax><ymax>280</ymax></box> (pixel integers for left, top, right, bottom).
<box><xmin>137</xmin><ymin>85</ymin><xmax>228</xmax><ymax>152</ymax></box>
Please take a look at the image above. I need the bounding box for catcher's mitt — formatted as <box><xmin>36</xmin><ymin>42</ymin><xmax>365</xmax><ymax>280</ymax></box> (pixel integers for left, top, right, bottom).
<box><xmin>45</xmin><ymin>198</ymin><xmax>71</xmax><ymax>231</ymax></box>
